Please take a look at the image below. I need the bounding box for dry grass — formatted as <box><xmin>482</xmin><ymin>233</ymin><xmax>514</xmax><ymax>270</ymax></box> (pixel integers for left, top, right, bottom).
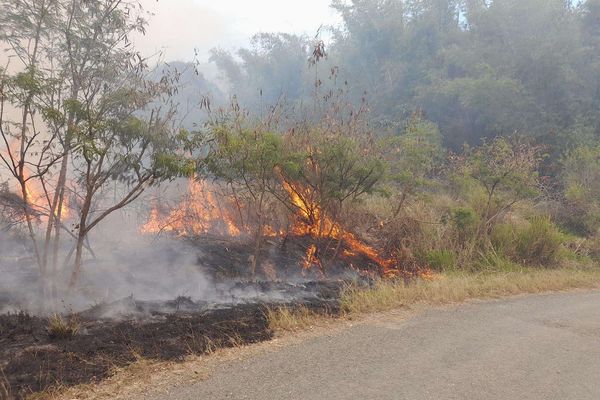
<box><xmin>266</xmin><ymin>268</ymin><xmax>600</xmax><ymax>332</ymax></box>
<box><xmin>1</xmin><ymin>367</ymin><xmax>11</xmax><ymax>400</ymax></box>
<box><xmin>46</xmin><ymin>313</ymin><xmax>79</xmax><ymax>339</ymax></box>
<box><xmin>266</xmin><ymin>306</ymin><xmax>332</xmax><ymax>333</ymax></box>
<box><xmin>341</xmin><ymin>268</ymin><xmax>600</xmax><ymax>314</ymax></box>
<box><xmin>37</xmin><ymin>359</ymin><xmax>179</xmax><ymax>400</ymax></box>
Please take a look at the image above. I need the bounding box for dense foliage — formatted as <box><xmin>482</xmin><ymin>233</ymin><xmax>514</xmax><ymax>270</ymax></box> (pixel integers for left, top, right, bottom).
<box><xmin>211</xmin><ymin>0</ymin><xmax>600</xmax><ymax>153</ymax></box>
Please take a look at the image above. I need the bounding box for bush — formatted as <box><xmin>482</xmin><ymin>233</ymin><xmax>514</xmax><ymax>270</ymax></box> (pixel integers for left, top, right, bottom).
<box><xmin>452</xmin><ymin>206</ymin><xmax>479</xmax><ymax>242</ymax></box>
<box><xmin>581</xmin><ymin>234</ymin><xmax>600</xmax><ymax>261</ymax></box>
<box><xmin>476</xmin><ymin>251</ymin><xmax>522</xmax><ymax>272</ymax></box>
<box><xmin>492</xmin><ymin>216</ymin><xmax>567</xmax><ymax>267</ymax></box>
<box><xmin>490</xmin><ymin>222</ymin><xmax>515</xmax><ymax>254</ymax></box>
<box><xmin>426</xmin><ymin>249</ymin><xmax>456</xmax><ymax>271</ymax></box>
<box><xmin>561</xmin><ymin>144</ymin><xmax>600</xmax><ymax>235</ymax></box>
<box><xmin>516</xmin><ymin>216</ymin><xmax>567</xmax><ymax>266</ymax></box>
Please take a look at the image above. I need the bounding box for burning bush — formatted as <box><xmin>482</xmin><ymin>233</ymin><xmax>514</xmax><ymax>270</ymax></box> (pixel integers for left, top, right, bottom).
<box><xmin>139</xmin><ymin>110</ymin><xmax>409</xmax><ymax>280</ymax></box>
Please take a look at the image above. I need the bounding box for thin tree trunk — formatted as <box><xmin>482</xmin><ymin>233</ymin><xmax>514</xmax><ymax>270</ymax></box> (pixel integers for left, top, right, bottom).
<box><xmin>50</xmin><ymin>150</ymin><xmax>70</xmax><ymax>302</ymax></box>
<box><xmin>251</xmin><ymin>191</ymin><xmax>265</xmax><ymax>278</ymax></box>
<box><xmin>69</xmin><ymin>192</ymin><xmax>91</xmax><ymax>287</ymax></box>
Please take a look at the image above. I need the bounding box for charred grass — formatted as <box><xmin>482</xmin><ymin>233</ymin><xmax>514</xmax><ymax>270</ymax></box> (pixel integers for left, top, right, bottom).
<box><xmin>0</xmin><ymin>305</ymin><xmax>272</xmax><ymax>400</ymax></box>
<box><xmin>5</xmin><ymin>268</ymin><xmax>600</xmax><ymax>399</ymax></box>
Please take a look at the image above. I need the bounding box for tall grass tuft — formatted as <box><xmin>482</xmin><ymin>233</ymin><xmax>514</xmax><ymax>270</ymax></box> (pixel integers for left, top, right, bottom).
<box><xmin>47</xmin><ymin>314</ymin><xmax>79</xmax><ymax>340</ymax></box>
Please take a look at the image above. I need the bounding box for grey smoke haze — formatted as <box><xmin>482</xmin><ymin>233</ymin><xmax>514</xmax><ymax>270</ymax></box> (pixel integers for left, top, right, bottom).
<box><xmin>0</xmin><ymin>195</ymin><xmax>328</xmax><ymax>316</ymax></box>
<box><xmin>134</xmin><ymin>0</ymin><xmax>341</xmax><ymax>62</ymax></box>
<box><xmin>0</xmin><ymin>213</ymin><xmax>215</xmax><ymax>314</ymax></box>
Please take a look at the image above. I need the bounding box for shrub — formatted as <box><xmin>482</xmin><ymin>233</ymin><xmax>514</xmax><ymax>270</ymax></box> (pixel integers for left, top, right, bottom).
<box><xmin>491</xmin><ymin>222</ymin><xmax>516</xmax><ymax>254</ymax></box>
<box><xmin>426</xmin><ymin>249</ymin><xmax>456</xmax><ymax>271</ymax></box>
<box><xmin>561</xmin><ymin>144</ymin><xmax>600</xmax><ymax>235</ymax></box>
<box><xmin>515</xmin><ymin>216</ymin><xmax>566</xmax><ymax>266</ymax></box>
<box><xmin>582</xmin><ymin>234</ymin><xmax>600</xmax><ymax>261</ymax></box>
<box><xmin>492</xmin><ymin>216</ymin><xmax>567</xmax><ymax>267</ymax></box>
<box><xmin>476</xmin><ymin>251</ymin><xmax>522</xmax><ymax>272</ymax></box>
<box><xmin>452</xmin><ymin>206</ymin><xmax>479</xmax><ymax>242</ymax></box>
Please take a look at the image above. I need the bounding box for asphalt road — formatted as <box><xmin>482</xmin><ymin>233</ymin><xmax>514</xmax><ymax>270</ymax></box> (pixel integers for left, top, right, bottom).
<box><xmin>165</xmin><ymin>291</ymin><xmax>600</xmax><ymax>400</ymax></box>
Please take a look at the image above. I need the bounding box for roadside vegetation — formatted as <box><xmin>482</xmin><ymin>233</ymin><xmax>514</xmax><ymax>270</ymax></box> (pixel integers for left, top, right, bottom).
<box><xmin>3</xmin><ymin>1</ymin><xmax>600</xmax><ymax>397</ymax></box>
<box><xmin>340</xmin><ymin>268</ymin><xmax>600</xmax><ymax>315</ymax></box>
<box><xmin>1</xmin><ymin>0</ymin><xmax>600</xmax><ymax>337</ymax></box>
<box><xmin>269</xmin><ymin>268</ymin><xmax>600</xmax><ymax>332</ymax></box>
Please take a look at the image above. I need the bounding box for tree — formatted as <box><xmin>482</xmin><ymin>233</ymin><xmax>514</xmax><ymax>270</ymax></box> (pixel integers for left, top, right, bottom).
<box><xmin>210</xmin><ymin>33</ymin><xmax>311</xmax><ymax>113</ymax></box>
<box><xmin>0</xmin><ymin>0</ymin><xmax>196</xmax><ymax>297</ymax></box>
<box><xmin>204</xmin><ymin>125</ymin><xmax>285</xmax><ymax>276</ymax></box>
<box><xmin>0</xmin><ymin>0</ymin><xmax>70</xmax><ymax>305</ymax></box>
<box><xmin>453</xmin><ymin>136</ymin><xmax>542</xmax><ymax>251</ymax></box>
<box><xmin>67</xmin><ymin>79</ymin><xmax>194</xmax><ymax>286</ymax></box>
<box><xmin>379</xmin><ymin>111</ymin><xmax>443</xmax><ymax>216</ymax></box>
<box><xmin>279</xmin><ymin>123</ymin><xmax>385</xmax><ymax>264</ymax></box>
<box><xmin>207</xmin><ymin>0</ymin><xmax>600</xmax><ymax>157</ymax></box>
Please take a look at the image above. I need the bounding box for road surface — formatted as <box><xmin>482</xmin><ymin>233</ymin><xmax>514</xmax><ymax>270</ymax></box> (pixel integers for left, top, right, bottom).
<box><xmin>164</xmin><ymin>291</ymin><xmax>600</xmax><ymax>400</ymax></box>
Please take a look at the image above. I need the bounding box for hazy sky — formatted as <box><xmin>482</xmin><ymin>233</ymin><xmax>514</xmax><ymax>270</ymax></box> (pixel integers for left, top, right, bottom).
<box><xmin>135</xmin><ymin>0</ymin><xmax>341</xmax><ymax>62</ymax></box>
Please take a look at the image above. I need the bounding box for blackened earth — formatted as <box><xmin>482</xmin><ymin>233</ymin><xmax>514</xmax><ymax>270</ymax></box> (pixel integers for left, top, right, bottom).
<box><xmin>0</xmin><ymin>281</ymin><xmax>343</xmax><ymax>399</ymax></box>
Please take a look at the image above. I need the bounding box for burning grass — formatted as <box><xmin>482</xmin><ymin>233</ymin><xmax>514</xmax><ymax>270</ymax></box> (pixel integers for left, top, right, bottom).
<box><xmin>139</xmin><ymin>175</ymin><xmax>418</xmax><ymax>280</ymax></box>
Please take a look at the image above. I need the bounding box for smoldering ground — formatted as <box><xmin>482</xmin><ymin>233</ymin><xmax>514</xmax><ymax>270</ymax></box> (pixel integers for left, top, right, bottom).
<box><xmin>0</xmin><ymin>212</ymin><xmax>345</xmax><ymax>399</ymax></box>
<box><xmin>0</xmin><ymin>220</ymin><xmax>211</xmax><ymax>314</ymax></box>
<box><xmin>0</xmin><ymin>209</ymin><xmax>349</xmax><ymax>317</ymax></box>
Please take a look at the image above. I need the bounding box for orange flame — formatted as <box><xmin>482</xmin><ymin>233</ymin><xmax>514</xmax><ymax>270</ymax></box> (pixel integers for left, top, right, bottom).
<box><xmin>3</xmin><ymin>139</ymin><xmax>71</xmax><ymax>222</ymax></box>
<box><xmin>302</xmin><ymin>244</ymin><xmax>321</xmax><ymax>270</ymax></box>
<box><xmin>21</xmin><ymin>172</ymin><xmax>71</xmax><ymax>222</ymax></box>
<box><xmin>139</xmin><ymin>173</ymin><xmax>433</xmax><ymax>279</ymax></box>
<box><xmin>281</xmin><ymin>177</ymin><xmax>399</xmax><ymax>276</ymax></box>
<box><xmin>140</xmin><ymin>177</ymin><xmax>241</xmax><ymax>237</ymax></box>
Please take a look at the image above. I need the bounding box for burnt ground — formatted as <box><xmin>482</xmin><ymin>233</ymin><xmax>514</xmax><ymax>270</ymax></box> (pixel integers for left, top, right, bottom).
<box><xmin>0</xmin><ymin>233</ymin><xmax>388</xmax><ymax>399</ymax></box>
<box><xmin>0</xmin><ymin>282</ymin><xmax>343</xmax><ymax>400</ymax></box>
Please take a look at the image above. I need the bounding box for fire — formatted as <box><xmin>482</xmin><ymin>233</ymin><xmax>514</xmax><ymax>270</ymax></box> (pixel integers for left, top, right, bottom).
<box><xmin>301</xmin><ymin>244</ymin><xmax>323</xmax><ymax>272</ymax></box>
<box><xmin>281</xmin><ymin>178</ymin><xmax>399</xmax><ymax>276</ymax></box>
<box><xmin>21</xmin><ymin>172</ymin><xmax>71</xmax><ymax>222</ymax></box>
<box><xmin>3</xmin><ymin>139</ymin><xmax>71</xmax><ymax>221</ymax></box>
<box><xmin>140</xmin><ymin>176</ymin><xmax>241</xmax><ymax>237</ymax></box>
<box><xmin>53</xmin><ymin>195</ymin><xmax>70</xmax><ymax>220</ymax></box>
<box><xmin>140</xmin><ymin>173</ymin><xmax>433</xmax><ymax>280</ymax></box>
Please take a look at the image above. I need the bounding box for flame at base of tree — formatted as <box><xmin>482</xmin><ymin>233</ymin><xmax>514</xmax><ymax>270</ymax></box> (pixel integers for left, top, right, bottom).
<box><xmin>281</xmin><ymin>178</ymin><xmax>402</xmax><ymax>277</ymax></box>
<box><xmin>302</xmin><ymin>244</ymin><xmax>323</xmax><ymax>275</ymax></box>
